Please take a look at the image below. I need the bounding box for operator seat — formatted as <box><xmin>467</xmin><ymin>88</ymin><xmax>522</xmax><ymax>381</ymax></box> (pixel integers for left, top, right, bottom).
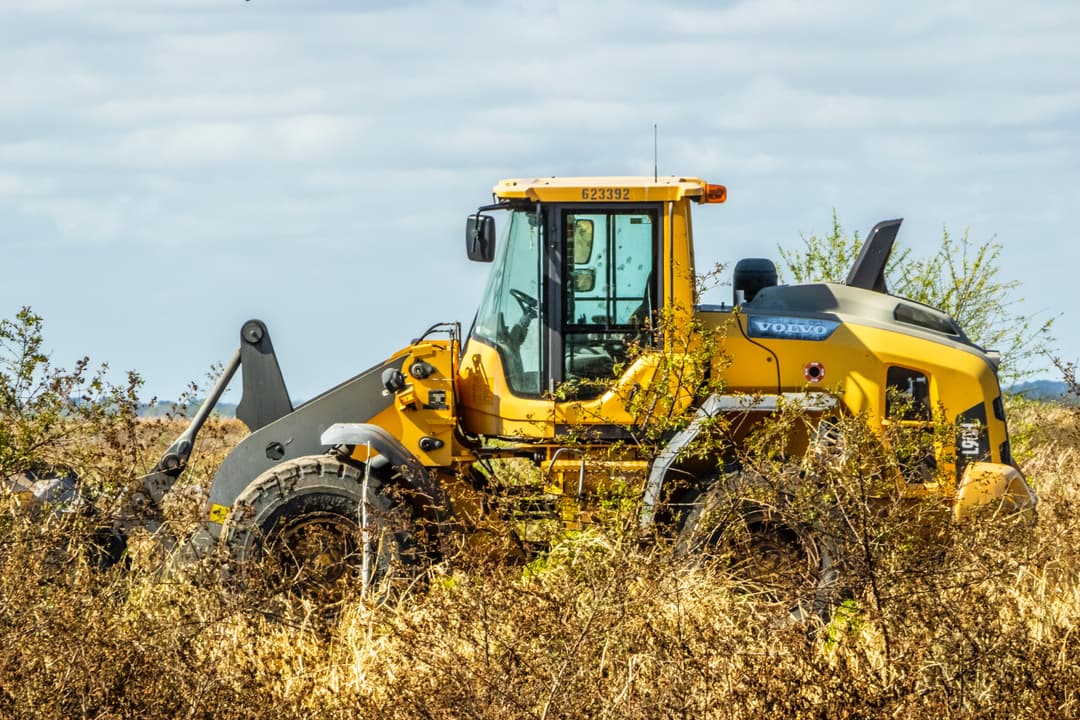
<box><xmin>565</xmin><ymin>274</ymin><xmax>653</xmax><ymax>382</ymax></box>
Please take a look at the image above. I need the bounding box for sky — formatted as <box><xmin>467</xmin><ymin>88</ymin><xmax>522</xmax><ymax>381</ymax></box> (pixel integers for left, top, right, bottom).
<box><xmin>2</xmin><ymin>0</ymin><xmax>1078</xmax><ymax>402</ymax></box>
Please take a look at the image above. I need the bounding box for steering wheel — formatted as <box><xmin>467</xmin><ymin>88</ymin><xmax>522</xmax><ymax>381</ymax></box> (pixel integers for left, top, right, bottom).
<box><xmin>509</xmin><ymin>288</ymin><xmax>538</xmax><ymax>316</ymax></box>
<box><xmin>502</xmin><ymin>288</ymin><xmax>538</xmax><ymax>354</ymax></box>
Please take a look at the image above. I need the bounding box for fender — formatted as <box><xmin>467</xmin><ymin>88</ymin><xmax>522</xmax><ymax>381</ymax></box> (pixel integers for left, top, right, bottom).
<box><xmin>202</xmin><ymin>355</ymin><xmax>404</xmax><ymax>539</ymax></box>
<box><xmin>322</xmin><ymin>422</ymin><xmax>452</xmax><ymax>522</ymax></box>
<box><xmin>640</xmin><ymin>392</ymin><xmax>837</xmax><ymax>528</ymax></box>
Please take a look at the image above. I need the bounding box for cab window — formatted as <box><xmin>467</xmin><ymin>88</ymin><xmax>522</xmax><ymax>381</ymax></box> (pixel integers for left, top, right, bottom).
<box><xmin>472</xmin><ymin>210</ymin><xmax>543</xmax><ymax>396</ymax></box>
<box><xmin>562</xmin><ymin>210</ymin><xmax>657</xmax><ymax>391</ymax></box>
<box><xmin>885</xmin><ymin>366</ymin><xmax>936</xmax><ymax>483</ymax></box>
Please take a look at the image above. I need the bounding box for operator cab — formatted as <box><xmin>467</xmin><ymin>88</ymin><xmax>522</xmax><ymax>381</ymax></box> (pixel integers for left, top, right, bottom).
<box><xmin>469</xmin><ymin>204</ymin><xmax>657</xmax><ymax>398</ymax></box>
<box><xmin>459</xmin><ymin>176</ymin><xmax>724</xmax><ymax>438</ymax></box>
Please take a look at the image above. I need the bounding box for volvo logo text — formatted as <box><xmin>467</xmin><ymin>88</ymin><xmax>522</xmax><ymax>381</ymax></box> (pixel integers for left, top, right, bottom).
<box><xmin>747</xmin><ymin>316</ymin><xmax>840</xmax><ymax>341</ymax></box>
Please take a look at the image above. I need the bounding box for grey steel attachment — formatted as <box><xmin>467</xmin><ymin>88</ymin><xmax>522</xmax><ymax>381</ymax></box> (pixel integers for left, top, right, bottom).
<box><xmin>236</xmin><ymin>319</ymin><xmax>293</xmax><ymax>432</ymax></box>
<box><xmin>142</xmin><ymin>318</ymin><xmax>291</xmax><ymax>508</ymax></box>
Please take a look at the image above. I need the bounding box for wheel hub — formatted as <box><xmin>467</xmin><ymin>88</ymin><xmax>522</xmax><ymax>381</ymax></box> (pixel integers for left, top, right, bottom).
<box><xmin>273</xmin><ymin>514</ymin><xmax>359</xmax><ymax>596</ymax></box>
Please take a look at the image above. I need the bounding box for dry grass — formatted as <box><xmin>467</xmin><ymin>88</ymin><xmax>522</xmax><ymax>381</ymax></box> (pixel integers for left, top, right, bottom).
<box><xmin>0</xmin><ymin>402</ymin><xmax>1078</xmax><ymax>719</ymax></box>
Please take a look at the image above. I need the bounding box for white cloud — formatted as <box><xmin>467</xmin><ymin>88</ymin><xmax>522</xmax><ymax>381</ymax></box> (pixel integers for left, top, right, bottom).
<box><xmin>1</xmin><ymin>0</ymin><xmax>1078</xmax><ymax>397</ymax></box>
<box><xmin>272</xmin><ymin>113</ymin><xmax>369</xmax><ymax>157</ymax></box>
<box><xmin>86</xmin><ymin>89</ymin><xmax>333</xmax><ymax>125</ymax></box>
<box><xmin>117</xmin><ymin>122</ymin><xmax>260</xmax><ymax>165</ymax></box>
<box><xmin>0</xmin><ymin>173</ymin><xmax>56</xmax><ymax>197</ymax></box>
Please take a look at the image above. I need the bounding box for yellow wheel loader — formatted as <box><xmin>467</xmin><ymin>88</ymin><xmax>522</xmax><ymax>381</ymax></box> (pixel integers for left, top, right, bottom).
<box><xmin>129</xmin><ymin>176</ymin><xmax>1034</xmax><ymax>602</ymax></box>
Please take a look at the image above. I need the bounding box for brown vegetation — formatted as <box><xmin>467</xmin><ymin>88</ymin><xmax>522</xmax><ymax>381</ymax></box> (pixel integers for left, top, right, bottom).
<box><xmin>0</xmin><ymin>400</ymin><xmax>1077</xmax><ymax>719</ymax></box>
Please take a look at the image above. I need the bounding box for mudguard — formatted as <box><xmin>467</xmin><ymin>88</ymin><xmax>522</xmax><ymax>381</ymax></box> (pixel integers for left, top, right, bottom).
<box><xmin>639</xmin><ymin>392</ymin><xmax>837</xmax><ymax>528</ymax></box>
<box><xmin>321</xmin><ymin>422</ymin><xmax>451</xmax><ymax>520</ymax></box>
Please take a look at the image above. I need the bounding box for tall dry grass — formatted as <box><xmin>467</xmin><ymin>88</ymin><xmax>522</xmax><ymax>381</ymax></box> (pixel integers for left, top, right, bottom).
<box><xmin>0</xmin><ymin>401</ymin><xmax>1078</xmax><ymax>719</ymax></box>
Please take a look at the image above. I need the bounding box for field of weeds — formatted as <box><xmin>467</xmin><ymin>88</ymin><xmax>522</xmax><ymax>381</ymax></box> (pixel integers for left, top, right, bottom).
<box><xmin>0</xmin><ymin>397</ymin><xmax>1076</xmax><ymax>719</ymax></box>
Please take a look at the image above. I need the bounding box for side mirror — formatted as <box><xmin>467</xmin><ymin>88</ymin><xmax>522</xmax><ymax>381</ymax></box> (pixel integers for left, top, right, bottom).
<box><xmin>571</xmin><ymin>268</ymin><xmax>596</xmax><ymax>293</ymax></box>
<box><xmin>570</xmin><ymin>218</ymin><xmax>594</xmax><ymax>264</ymax></box>
<box><xmin>466</xmin><ymin>214</ymin><xmax>496</xmax><ymax>263</ymax></box>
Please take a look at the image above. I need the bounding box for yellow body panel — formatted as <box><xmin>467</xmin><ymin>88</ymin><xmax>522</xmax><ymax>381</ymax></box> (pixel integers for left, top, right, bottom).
<box><xmin>553</xmin><ymin>354</ymin><xmax>675</xmax><ymax>428</ymax></box>
<box><xmin>457</xmin><ymin>339</ymin><xmax>554</xmax><ymax>438</ymax></box>
<box><xmin>458</xmin><ymin>341</ymin><xmax>706</xmax><ymax>440</ymax></box>
<box><xmin>703</xmin><ymin>310</ymin><xmax>1009</xmax><ymax>464</ymax></box>
<box><xmin>666</xmin><ymin>198</ymin><xmax>698</xmax><ymax>332</ymax></box>
<box><xmin>955</xmin><ymin>462</ymin><xmax>1038</xmax><ymax>521</ymax></box>
<box><xmin>352</xmin><ymin>339</ymin><xmax>470</xmax><ymax>467</ymax></box>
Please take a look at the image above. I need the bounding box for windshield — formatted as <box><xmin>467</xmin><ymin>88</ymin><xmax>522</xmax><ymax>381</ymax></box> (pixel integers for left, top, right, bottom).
<box><xmin>471</xmin><ymin>209</ymin><xmax>544</xmax><ymax>396</ymax></box>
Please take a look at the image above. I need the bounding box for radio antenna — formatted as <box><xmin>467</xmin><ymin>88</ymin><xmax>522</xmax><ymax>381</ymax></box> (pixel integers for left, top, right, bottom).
<box><xmin>653</xmin><ymin>123</ymin><xmax>658</xmax><ymax>181</ymax></box>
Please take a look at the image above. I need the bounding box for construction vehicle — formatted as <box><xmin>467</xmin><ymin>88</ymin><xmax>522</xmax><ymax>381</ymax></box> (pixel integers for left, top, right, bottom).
<box><xmin>134</xmin><ymin>176</ymin><xmax>1034</xmax><ymax>601</ymax></box>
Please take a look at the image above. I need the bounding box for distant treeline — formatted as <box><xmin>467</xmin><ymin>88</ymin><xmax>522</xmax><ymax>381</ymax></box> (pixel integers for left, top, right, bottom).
<box><xmin>1009</xmin><ymin>380</ymin><xmax>1078</xmax><ymax>404</ymax></box>
<box><xmin>137</xmin><ymin>401</ymin><xmax>238</xmax><ymax>419</ymax></box>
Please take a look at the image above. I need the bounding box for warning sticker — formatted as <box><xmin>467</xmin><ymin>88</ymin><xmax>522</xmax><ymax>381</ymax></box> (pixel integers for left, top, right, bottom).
<box><xmin>426</xmin><ymin>389</ymin><xmax>448</xmax><ymax>410</ymax></box>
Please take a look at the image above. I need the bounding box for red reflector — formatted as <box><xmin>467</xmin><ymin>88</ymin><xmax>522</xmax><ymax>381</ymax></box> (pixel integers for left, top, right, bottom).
<box><xmin>704</xmin><ymin>183</ymin><xmax>727</xmax><ymax>203</ymax></box>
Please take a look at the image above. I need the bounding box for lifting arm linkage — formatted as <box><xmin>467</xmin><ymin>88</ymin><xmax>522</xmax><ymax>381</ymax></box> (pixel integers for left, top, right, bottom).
<box><xmin>142</xmin><ymin>349</ymin><xmax>242</xmax><ymax>507</ymax></box>
<box><xmin>141</xmin><ymin>318</ymin><xmax>293</xmax><ymax>508</ymax></box>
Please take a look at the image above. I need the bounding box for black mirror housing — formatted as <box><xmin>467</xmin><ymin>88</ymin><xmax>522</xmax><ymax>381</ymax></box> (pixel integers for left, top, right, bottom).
<box><xmin>466</xmin><ymin>214</ymin><xmax>496</xmax><ymax>262</ymax></box>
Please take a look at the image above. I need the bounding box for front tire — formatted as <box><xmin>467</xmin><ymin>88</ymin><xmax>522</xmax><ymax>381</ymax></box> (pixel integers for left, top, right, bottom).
<box><xmin>222</xmin><ymin>455</ymin><xmax>420</xmax><ymax>603</ymax></box>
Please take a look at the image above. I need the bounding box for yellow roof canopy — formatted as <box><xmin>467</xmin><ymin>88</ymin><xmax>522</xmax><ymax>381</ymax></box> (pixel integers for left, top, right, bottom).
<box><xmin>493</xmin><ymin>176</ymin><xmax>725</xmax><ymax>204</ymax></box>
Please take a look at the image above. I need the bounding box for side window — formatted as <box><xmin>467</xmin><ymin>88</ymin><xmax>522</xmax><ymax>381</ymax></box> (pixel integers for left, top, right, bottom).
<box><xmin>564</xmin><ymin>212</ymin><xmax>655</xmax><ymax>329</ymax></box>
<box><xmin>565</xmin><ymin>214</ymin><xmax>606</xmax><ymax>327</ymax></box>
<box><xmin>562</xmin><ymin>210</ymin><xmax>656</xmax><ymax>391</ymax></box>
<box><xmin>885</xmin><ymin>366</ymin><xmax>931</xmax><ymax>420</ymax></box>
<box><xmin>612</xmin><ymin>214</ymin><xmax>655</xmax><ymax>324</ymax></box>
<box><xmin>472</xmin><ymin>210</ymin><xmax>543</xmax><ymax>396</ymax></box>
<box><xmin>885</xmin><ymin>366</ymin><xmax>936</xmax><ymax>483</ymax></box>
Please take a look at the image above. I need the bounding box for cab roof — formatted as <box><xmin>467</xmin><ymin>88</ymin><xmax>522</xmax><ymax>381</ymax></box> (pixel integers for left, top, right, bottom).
<box><xmin>493</xmin><ymin>176</ymin><xmax>724</xmax><ymax>204</ymax></box>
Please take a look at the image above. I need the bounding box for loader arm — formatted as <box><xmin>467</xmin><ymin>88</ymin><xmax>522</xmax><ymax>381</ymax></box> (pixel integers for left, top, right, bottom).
<box><xmin>142</xmin><ymin>348</ymin><xmax>241</xmax><ymax>507</ymax></box>
<box><xmin>202</xmin><ymin>354</ymin><xmax>404</xmax><ymax>537</ymax></box>
<box><xmin>142</xmin><ymin>319</ymin><xmax>294</xmax><ymax>508</ymax></box>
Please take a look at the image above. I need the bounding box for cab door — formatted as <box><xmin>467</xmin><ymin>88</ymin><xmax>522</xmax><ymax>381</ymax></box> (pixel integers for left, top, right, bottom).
<box><xmin>549</xmin><ymin>204</ymin><xmax>663</xmax><ymax>433</ymax></box>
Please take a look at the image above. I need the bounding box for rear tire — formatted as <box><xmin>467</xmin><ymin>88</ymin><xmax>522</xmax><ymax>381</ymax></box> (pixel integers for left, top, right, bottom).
<box><xmin>222</xmin><ymin>455</ymin><xmax>420</xmax><ymax>603</ymax></box>
<box><xmin>677</xmin><ymin>477</ymin><xmax>839</xmax><ymax>623</ymax></box>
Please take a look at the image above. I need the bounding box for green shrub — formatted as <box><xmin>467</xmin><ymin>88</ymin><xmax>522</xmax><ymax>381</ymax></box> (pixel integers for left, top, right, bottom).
<box><xmin>778</xmin><ymin>212</ymin><xmax>1055</xmax><ymax>382</ymax></box>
